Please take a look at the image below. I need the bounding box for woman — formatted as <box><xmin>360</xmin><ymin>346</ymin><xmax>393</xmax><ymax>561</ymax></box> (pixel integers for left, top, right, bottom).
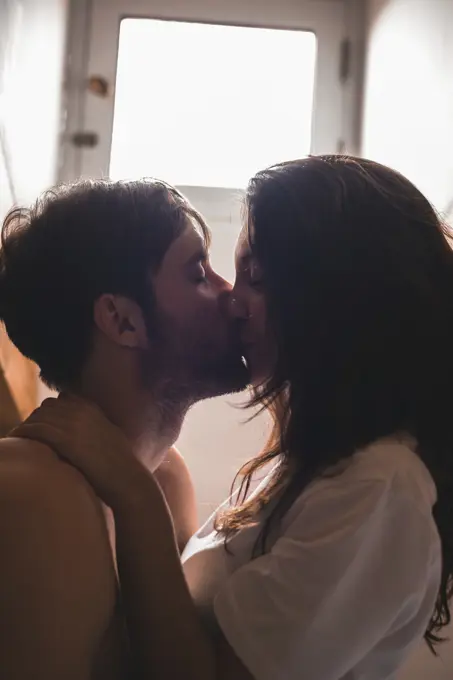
<box><xmin>18</xmin><ymin>156</ymin><xmax>453</xmax><ymax>680</ymax></box>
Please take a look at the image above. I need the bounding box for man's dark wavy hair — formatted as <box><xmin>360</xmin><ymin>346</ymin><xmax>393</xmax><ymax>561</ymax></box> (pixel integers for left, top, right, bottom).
<box><xmin>0</xmin><ymin>178</ymin><xmax>208</xmax><ymax>391</ymax></box>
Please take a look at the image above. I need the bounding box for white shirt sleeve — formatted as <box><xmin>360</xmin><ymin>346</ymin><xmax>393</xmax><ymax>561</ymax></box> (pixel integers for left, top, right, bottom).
<box><xmin>214</xmin><ymin>477</ymin><xmax>434</xmax><ymax>680</ymax></box>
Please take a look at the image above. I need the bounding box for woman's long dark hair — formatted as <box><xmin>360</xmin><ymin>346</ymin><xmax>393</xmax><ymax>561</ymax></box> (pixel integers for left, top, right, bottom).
<box><xmin>215</xmin><ymin>155</ymin><xmax>453</xmax><ymax>651</ymax></box>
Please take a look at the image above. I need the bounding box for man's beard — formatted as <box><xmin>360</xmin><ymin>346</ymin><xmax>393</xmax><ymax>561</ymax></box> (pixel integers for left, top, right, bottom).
<box><xmin>139</xmin><ymin>319</ymin><xmax>250</xmax><ymax>406</ymax></box>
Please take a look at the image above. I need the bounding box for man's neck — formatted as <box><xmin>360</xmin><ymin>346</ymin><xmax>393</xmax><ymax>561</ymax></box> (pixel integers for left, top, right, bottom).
<box><xmin>76</xmin><ymin>376</ymin><xmax>188</xmax><ymax>472</ymax></box>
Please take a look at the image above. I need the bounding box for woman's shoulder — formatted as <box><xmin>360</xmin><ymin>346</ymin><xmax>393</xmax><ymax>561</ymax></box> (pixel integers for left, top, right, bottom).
<box><xmin>349</xmin><ymin>435</ymin><xmax>436</xmax><ymax>509</ymax></box>
<box><xmin>285</xmin><ymin>434</ymin><xmax>437</xmax><ymax>530</ymax></box>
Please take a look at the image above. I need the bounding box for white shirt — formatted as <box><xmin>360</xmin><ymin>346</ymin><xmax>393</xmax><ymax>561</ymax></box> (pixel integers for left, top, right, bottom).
<box><xmin>182</xmin><ymin>437</ymin><xmax>441</xmax><ymax>680</ymax></box>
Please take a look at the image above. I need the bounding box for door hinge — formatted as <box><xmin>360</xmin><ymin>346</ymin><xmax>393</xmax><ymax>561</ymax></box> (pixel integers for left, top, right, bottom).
<box><xmin>71</xmin><ymin>131</ymin><xmax>99</xmax><ymax>148</ymax></box>
<box><xmin>339</xmin><ymin>38</ymin><xmax>351</xmax><ymax>83</ymax></box>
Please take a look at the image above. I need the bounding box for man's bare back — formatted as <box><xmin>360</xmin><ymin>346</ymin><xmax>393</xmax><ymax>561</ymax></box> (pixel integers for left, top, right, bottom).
<box><xmin>0</xmin><ymin>437</ymin><xmax>129</xmax><ymax>680</ymax></box>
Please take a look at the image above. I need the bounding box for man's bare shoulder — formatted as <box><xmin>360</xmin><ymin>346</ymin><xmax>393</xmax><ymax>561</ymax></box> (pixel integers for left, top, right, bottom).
<box><xmin>0</xmin><ymin>439</ymin><xmax>125</xmax><ymax>679</ymax></box>
<box><xmin>0</xmin><ymin>435</ymin><xmax>114</xmax><ymax>563</ymax></box>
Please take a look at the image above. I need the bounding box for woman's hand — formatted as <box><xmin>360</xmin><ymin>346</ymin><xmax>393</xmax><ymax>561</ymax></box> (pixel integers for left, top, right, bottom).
<box><xmin>12</xmin><ymin>395</ymin><xmax>156</xmax><ymax>510</ymax></box>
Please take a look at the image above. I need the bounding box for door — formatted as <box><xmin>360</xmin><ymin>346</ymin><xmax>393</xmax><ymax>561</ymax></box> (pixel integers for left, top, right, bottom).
<box><xmin>61</xmin><ymin>0</ymin><xmax>357</xmax><ymax>521</ymax></box>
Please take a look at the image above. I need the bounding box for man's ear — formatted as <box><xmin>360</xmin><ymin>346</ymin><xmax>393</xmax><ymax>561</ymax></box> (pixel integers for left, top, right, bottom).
<box><xmin>93</xmin><ymin>294</ymin><xmax>149</xmax><ymax>349</ymax></box>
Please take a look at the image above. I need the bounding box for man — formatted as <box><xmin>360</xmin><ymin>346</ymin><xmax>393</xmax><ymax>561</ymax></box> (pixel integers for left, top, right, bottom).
<box><xmin>0</xmin><ymin>179</ymin><xmax>249</xmax><ymax>679</ymax></box>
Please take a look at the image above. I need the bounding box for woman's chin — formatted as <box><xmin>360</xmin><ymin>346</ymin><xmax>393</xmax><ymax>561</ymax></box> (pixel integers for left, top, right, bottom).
<box><xmin>247</xmin><ymin>361</ymin><xmax>273</xmax><ymax>390</ymax></box>
<box><xmin>243</xmin><ymin>342</ymin><xmax>276</xmax><ymax>392</ymax></box>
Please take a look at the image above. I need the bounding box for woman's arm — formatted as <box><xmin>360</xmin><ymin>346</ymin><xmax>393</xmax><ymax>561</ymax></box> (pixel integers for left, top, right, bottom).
<box><xmin>153</xmin><ymin>447</ymin><xmax>198</xmax><ymax>554</ymax></box>
<box><xmin>113</xmin><ymin>476</ymin><xmax>253</xmax><ymax>680</ymax></box>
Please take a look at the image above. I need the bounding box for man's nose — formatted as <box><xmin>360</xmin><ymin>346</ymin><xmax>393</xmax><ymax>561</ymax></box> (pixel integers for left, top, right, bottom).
<box><xmin>212</xmin><ymin>270</ymin><xmax>232</xmax><ymax>294</ymax></box>
<box><xmin>218</xmin><ymin>287</ymin><xmax>234</xmax><ymax>317</ymax></box>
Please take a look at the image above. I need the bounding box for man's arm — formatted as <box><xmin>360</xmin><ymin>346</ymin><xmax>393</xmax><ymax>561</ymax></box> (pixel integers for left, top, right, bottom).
<box><xmin>0</xmin><ymin>441</ymin><xmax>118</xmax><ymax>680</ymax></box>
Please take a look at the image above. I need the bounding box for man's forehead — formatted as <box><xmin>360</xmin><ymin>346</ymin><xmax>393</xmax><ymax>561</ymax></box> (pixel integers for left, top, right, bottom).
<box><xmin>190</xmin><ymin>219</ymin><xmax>209</xmax><ymax>249</ymax></box>
<box><xmin>166</xmin><ymin>222</ymin><xmax>208</xmax><ymax>265</ymax></box>
<box><xmin>184</xmin><ymin>221</ymin><xmax>208</xmax><ymax>254</ymax></box>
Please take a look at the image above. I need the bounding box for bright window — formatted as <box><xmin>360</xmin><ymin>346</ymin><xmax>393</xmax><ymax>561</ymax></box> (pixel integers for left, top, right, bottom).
<box><xmin>110</xmin><ymin>18</ymin><xmax>317</xmax><ymax>188</ymax></box>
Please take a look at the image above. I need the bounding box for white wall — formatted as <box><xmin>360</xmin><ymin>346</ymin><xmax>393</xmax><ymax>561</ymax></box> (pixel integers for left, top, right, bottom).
<box><xmin>0</xmin><ymin>0</ymin><xmax>68</xmax><ymax>208</ymax></box>
<box><xmin>362</xmin><ymin>0</ymin><xmax>453</xmax><ymax>213</ymax></box>
<box><xmin>362</xmin><ymin>1</ymin><xmax>453</xmax><ymax>677</ymax></box>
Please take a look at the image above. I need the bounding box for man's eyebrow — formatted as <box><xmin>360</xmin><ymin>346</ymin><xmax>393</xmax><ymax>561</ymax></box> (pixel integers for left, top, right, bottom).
<box><xmin>185</xmin><ymin>248</ymin><xmax>208</xmax><ymax>266</ymax></box>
